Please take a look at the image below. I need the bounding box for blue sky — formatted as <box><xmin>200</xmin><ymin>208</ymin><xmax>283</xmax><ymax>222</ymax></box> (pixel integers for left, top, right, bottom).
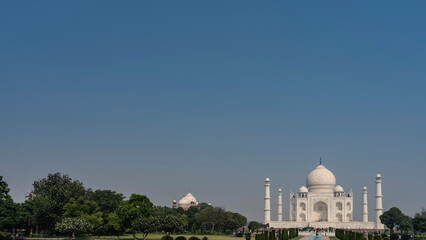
<box><xmin>1</xmin><ymin>1</ymin><xmax>426</xmax><ymax>221</ymax></box>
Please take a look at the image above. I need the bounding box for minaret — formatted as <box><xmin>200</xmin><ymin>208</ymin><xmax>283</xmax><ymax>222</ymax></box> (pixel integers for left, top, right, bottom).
<box><xmin>264</xmin><ymin>178</ymin><xmax>271</xmax><ymax>224</ymax></box>
<box><xmin>375</xmin><ymin>173</ymin><xmax>384</xmax><ymax>229</ymax></box>
<box><xmin>278</xmin><ymin>188</ymin><xmax>282</xmax><ymax>221</ymax></box>
<box><xmin>363</xmin><ymin>186</ymin><xmax>368</xmax><ymax>222</ymax></box>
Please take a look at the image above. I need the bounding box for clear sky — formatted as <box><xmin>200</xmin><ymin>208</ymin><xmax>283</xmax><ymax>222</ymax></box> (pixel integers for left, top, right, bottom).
<box><xmin>1</xmin><ymin>1</ymin><xmax>426</xmax><ymax>222</ymax></box>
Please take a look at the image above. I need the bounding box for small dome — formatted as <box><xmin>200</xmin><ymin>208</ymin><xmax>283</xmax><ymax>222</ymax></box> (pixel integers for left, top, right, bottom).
<box><xmin>278</xmin><ymin>188</ymin><xmax>282</xmax><ymax>192</ymax></box>
<box><xmin>298</xmin><ymin>186</ymin><xmax>308</xmax><ymax>193</ymax></box>
<box><xmin>178</xmin><ymin>193</ymin><xmax>198</xmax><ymax>205</ymax></box>
<box><xmin>306</xmin><ymin>164</ymin><xmax>336</xmax><ymax>193</ymax></box>
<box><xmin>334</xmin><ymin>185</ymin><xmax>344</xmax><ymax>192</ymax></box>
<box><xmin>363</xmin><ymin>186</ymin><xmax>367</xmax><ymax>190</ymax></box>
<box><xmin>376</xmin><ymin>173</ymin><xmax>382</xmax><ymax>178</ymax></box>
<box><xmin>265</xmin><ymin>178</ymin><xmax>270</xmax><ymax>182</ymax></box>
<box><xmin>173</xmin><ymin>200</ymin><xmax>177</xmax><ymax>203</ymax></box>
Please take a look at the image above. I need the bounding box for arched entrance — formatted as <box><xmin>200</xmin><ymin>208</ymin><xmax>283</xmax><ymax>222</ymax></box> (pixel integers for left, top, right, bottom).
<box><xmin>336</xmin><ymin>213</ymin><xmax>343</xmax><ymax>222</ymax></box>
<box><xmin>312</xmin><ymin>201</ymin><xmax>328</xmax><ymax>221</ymax></box>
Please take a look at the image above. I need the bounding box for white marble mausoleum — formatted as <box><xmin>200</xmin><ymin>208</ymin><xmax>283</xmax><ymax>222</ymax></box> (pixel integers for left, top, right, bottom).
<box><xmin>264</xmin><ymin>161</ymin><xmax>384</xmax><ymax>230</ymax></box>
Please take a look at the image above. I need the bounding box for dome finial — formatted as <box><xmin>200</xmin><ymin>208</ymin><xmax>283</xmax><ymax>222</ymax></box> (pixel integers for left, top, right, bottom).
<box><xmin>320</xmin><ymin>157</ymin><xmax>322</xmax><ymax>165</ymax></box>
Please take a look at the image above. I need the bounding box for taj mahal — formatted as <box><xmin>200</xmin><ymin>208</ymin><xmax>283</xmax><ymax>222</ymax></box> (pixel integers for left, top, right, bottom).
<box><xmin>264</xmin><ymin>160</ymin><xmax>385</xmax><ymax>230</ymax></box>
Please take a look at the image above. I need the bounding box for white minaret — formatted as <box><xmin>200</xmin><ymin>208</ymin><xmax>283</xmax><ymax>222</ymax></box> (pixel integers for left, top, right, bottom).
<box><xmin>264</xmin><ymin>178</ymin><xmax>271</xmax><ymax>224</ymax></box>
<box><xmin>375</xmin><ymin>173</ymin><xmax>384</xmax><ymax>229</ymax></box>
<box><xmin>363</xmin><ymin>186</ymin><xmax>368</xmax><ymax>222</ymax></box>
<box><xmin>278</xmin><ymin>188</ymin><xmax>282</xmax><ymax>221</ymax></box>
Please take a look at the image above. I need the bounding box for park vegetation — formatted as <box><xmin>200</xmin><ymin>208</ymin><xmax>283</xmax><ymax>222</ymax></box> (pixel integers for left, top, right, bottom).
<box><xmin>0</xmin><ymin>173</ymin><xmax>247</xmax><ymax>239</ymax></box>
<box><xmin>253</xmin><ymin>228</ymin><xmax>298</xmax><ymax>240</ymax></box>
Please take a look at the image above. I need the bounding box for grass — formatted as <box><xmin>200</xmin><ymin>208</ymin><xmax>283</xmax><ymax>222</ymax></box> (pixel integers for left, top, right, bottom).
<box><xmin>329</xmin><ymin>237</ymin><xmax>339</xmax><ymax>240</ymax></box>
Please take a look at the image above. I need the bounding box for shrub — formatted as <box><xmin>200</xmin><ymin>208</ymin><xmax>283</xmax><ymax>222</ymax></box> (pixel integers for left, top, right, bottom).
<box><xmin>176</xmin><ymin>236</ymin><xmax>187</xmax><ymax>240</ymax></box>
<box><xmin>246</xmin><ymin>233</ymin><xmax>251</xmax><ymax>240</ymax></box>
<box><xmin>189</xmin><ymin>237</ymin><xmax>200</xmax><ymax>240</ymax></box>
<box><xmin>203</xmin><ymin>237</ymin><xmax>208</xmax><ymax>240</ymax></box>
<box><xmin>390</xmin><ymin>234</ymin><xmax>398</xmax><ymax>240</ymax></box>
<box><xmin>162</xmin><ymin>236</ymin><xmax>174</xmax><ymax>240</ymax></box>
<box><xmin>384</xmin><ymin>238</ymin><xmax>390</xmax><ymax>240</ymax></box>
<box><xmin>401</xmin><ymin>234</ymin><xmax>409</xmax><ymax>240</ymax></box>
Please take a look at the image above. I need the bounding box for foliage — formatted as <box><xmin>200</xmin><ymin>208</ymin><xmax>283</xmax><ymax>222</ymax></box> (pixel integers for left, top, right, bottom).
<box><xmin>0</xmin><ymin>176</ymin><xmax>27</xmax><ymax>233</ymax></box>
<box><xmin>158</xmin><ymin>215</ymin><xmax>185</xmax><ymax>236</ymax></box>
<box><xmin>106</xmin><ymin>212</ymin><xmax>124</xmax><ymax>236</ymax></box>
<box><xmin>55</xmin><ymin>217</ymin><xmax>93</xmax><ymax>239</ymax></box>
<box><xmin>195</xmin><ymin>206</ymin><xmax>228</xmax><ymax>232</ymax></box>
<box><xmin>132</xmin><ymin>217</ymin><xmax>159</xmax><ymax>240</ymax></box>
<box><xmin>175</xmin><ymin>236</ymin><xmax>187</xmax><ymax>240</ymax></box>
<box><xmin>400</xmin><ymin>234</ymin><xmax>409</xmax><ymax>240</ymax></box>
<box><xmin>116</xmin><ymin>194</ymin><xmax>153</xmax><ymax>239</ymax></box>
<box><xmin>0</xmin><ymin>176</ymin><xmax>11</xmax><ymax>201</ymax></box>
<box><xmin>162</xmin><ymin>236</ymin><xmax>174</xmax><ymax>240</ymax></box>
<box><xmin>153</xmin><ymin>204</ymin><xmax>247</xmax><ymax>234</ymax></box>
<box><xmin>189</xmin><ymin>237</ymin><xmax>200</xmax><ymax>240</ymax></box>
<box><xmin>389</xmin><ymin>233</ymin><xmax>398</xmax><ymax>240</ymax></box>
<box><xmin>31</xmin><ymin>173</ymin><xmax>86</xmax><ymax>233</ymax></box>
<box><xmin>87</xmin><ymin>189</ymin><xmax>124</xmax><ymax>215</ymax></box>
<box><xmin>413</xmin><ymin>208</ymin><xmax>426</xmax><ymax>233</ymax></box>
<box><xmin>380</xmin><ymin>207</ymin><xmax>412</xmax><ymax>233</ymax></box>
<box><xmin>0</xmin><ymin>172</ymin><xmax>248</xmax><ymax>237</ymax></box>
<box><xmin>248</xmin><ymin>221</ymin><xmax>261</xmax><ymax>233</ymax></box>
<box><xmin>0</xmin><ymin>197</ymin><xmax>24</xmax><ymax>232</ymax></box>
<box><xmin>203</xmin><ymin>237</ymin><xmax>208</xmax><ymax>240</ymax></box>
<box><xmin>63</xmin><ymin>196</ymin><xmax>103</xmax><ymax>230</ymax></box>
<box><xmin>245</xmin><ymin>233</ymin><xmax>251</xmax><ymax>240</ymax></box>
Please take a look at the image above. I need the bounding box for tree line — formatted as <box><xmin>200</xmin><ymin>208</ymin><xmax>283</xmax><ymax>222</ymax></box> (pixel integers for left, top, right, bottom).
<box><xmin>380</xmin><ymin>207</ymin><xmax>426</xmax><ymax>234</ymax></box>
<box><xmin>0</xmin><ymin>173</ymin><xmax>247</xmax><ymax>239</ymax></box>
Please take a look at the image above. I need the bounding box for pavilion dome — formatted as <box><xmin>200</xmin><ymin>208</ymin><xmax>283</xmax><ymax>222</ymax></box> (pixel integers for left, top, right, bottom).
<box><xmin>178</xmin><ymin>193</ymin><xmax>198</xmax><ymax>205</ymax></box>
<box><xmin>306</xmin><ymin>164</ymin><xmax>336</xmax><ymax>193</ymax></box>
<box><xmin>334</xmin><ymin>185</ymin><xmax>344</xmax><ymax>192</ymax></box>
<box><xmin>298</xmin><ymin>186</ymin><xmax>308</xmax><ymax>193</ymax></box>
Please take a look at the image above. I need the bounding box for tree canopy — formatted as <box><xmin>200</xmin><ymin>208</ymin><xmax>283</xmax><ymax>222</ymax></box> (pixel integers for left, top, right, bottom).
<box><xmin>380</xmin><ymin>207</ymin><xmax>412</xmax><ymax>233</ymax></box>
<box><xmin>0</xmin><ymin>173</ymin><xmax>248</xmax><ymax>238</ymax></box>
<box><xmin>413</xmin><ymin>208</ymin><xmax>426</xmax><ymax>233</ymax></box>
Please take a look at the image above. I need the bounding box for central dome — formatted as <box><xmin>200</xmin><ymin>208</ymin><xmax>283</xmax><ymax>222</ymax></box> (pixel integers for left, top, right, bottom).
<box><xmin>306</xmin><ymin>164</ymin><xmax>336</xmax><ymax>193</ymax></box>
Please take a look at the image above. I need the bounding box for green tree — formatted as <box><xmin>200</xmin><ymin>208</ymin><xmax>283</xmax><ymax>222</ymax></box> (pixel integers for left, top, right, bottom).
<box><xmin>116</xmin><ymin>194</ymin><xmax>153</xmax><ymax>240</ymax></box>
<box><xmin>195</xmin><ymin>206</ymin><xmax>226</xmax><ymax>232</ymax></box>
<box><xmin>86</xmin><ymin>189</ymin><xmax>124</xmax><ymax>215</ymax></box>
<box><xmin>106</xmin><ymin>212</ymin><xmax>124</xmax><ymax>238</ymax></box>
<box><xmin>399</xmin><ymin>214</ymin><xmax>412</xmax><ymax>233</ymax></box>
<box><xmin>248</xmin><ymin>221</ymin><xmax>261</xmax><ymax>233</ymax></box>
<box><xmin>0</xmin><ymin>176</ymin><xmax>26</xmax><ymax>234</ymax></box>
<box><xmin>63</xmin><ymin>196</ymin><xmax>103</xmax><ymax>230</ymax></box>
<box><xmin>158</xmin><ymin>215</ymin><xmax>184</xmax><ymax>236</ymax></box>
<box><xmin>380</xmin><ymin>207</ymin><xmax>410</xmax><ymax>233</ymax></box>
<box><xmin>132</xmin><ymin>217</ymin><xmax>159</xmax><ymax>240</ymax></box>
<box><xmin>413</xmin><ymin>208</ymin><xmax>426</xmax><ymax>233</ymax></box>
<box><xmin>0</xmin><ymin>198</ymin><xmax>23</xmax><ymax>233</ymax></box>
<box><xmin>0</xmin><ymin>176</ymin><xmax>11</xmax><ymax>200</ymax></box>
<box><xmin>31</xmin><ymin>173</ymin><xmax>86</xmax><ymax>233</ymax></box>
<box><xmin>55</xmin><ymin>217</ymin><xmax>93</xmax><ymax>239</ymax></box>
<box><xmin>230</xmin><ymin>212</ymin><xmax>247</xmax><ymax>229</ymax></box>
